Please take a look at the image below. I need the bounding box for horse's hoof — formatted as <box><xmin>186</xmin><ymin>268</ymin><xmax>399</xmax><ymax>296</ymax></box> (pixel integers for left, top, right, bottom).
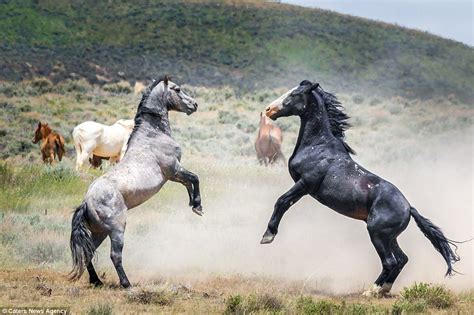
<box><xmin>260</xmin><ymin>232</ymin><xmax>275</xmax><ymax>244</ymax></box>
<box><xmin>192</xmin><ymin>206</ymin><xmax>203</xmax><ymax>216</ymax></box>
<box><xmin>362</xmin><ymin>284</ymin><xmax>384</xmax><ymax>298</ymax></box>
<box><xmin>91</xmin><ymin>280</ymin><xmax>103</xmax><ymax>287</ymax></box>
<box><xmin>121</xmin><ymin>282</ymin><xmax>132</xmax><ymax>289</ymax></box>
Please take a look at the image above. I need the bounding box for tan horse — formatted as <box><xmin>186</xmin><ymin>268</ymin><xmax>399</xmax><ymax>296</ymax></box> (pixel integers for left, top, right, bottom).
<box><xmin>32</xmin><ymin>122</ymin><xmax>65</xmax><ymax>164</ymax></box>
<box><xmin>255</xmin><ymin>112</ymin><xmax>285</xmax><ymax>165</ymax></box>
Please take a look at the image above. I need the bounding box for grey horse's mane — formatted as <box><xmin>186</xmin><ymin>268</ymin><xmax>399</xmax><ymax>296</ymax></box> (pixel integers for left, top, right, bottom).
<box><xmin>127</xmin><ymin>76</ymin><xmax>170</xmax><ymax>147</ymax></box>
<box><xmin>135</xmin><ymin>76</ymin><xmax>167</xmax><ymax>118</ymax></box>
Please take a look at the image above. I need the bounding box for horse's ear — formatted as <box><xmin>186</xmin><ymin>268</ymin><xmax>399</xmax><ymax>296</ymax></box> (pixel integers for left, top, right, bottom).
<box><xmin>38</xmin><ymin>121</ymin><xmax>42</xmax><ymax>127</ymax></box>
<box><xmin>310</xmin><ymin>83</ymin><xmax>320</xmax><ymax>91</ymax></box>
<box><xmin>163</xmin><ymin>75</ymin><xmax>169</xmax><ymax>85</ymax></box>
<box><xmin>260</xmin><ymin>112</ymin><xmax>263</xmax><ymax>117</ymax></box>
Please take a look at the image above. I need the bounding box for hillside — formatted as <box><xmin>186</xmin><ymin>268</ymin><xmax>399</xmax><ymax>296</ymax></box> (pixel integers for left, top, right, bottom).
<box><xmin>0</xmin><ymin>0</ymin><xmax>473</xmax><ymax>101</ymax></box>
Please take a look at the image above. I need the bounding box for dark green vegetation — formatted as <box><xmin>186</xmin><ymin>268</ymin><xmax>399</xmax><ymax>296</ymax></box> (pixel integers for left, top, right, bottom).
<box><xmin>1</xmin><ymin>0</ymin><xmax>473</xmax><ymax>101</ymax></box>
<box><xmin>222</xmin><ymin>285</ymin><xmax>468</xmax><ymax>314</ymax></box>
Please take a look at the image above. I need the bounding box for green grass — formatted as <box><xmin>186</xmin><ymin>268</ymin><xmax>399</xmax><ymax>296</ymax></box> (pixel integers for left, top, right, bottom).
<box><xmin>0</xmin><ymin>162</ymin><xmax>85</xmax><ymax>212</ymax></box>
<box><xmin>86</xmin><ymin>303</ymin><xmax>113</xmax><ymax>315</ymax></box>
<box><xmin>225</xmin><ymin>293</ymin><xmax>284</xmax><ymax>314</ymax></box>
<box><xmin>0</xmin><ymin>0</ymin><xmax>472</xmax><ymax>101</ymax></box>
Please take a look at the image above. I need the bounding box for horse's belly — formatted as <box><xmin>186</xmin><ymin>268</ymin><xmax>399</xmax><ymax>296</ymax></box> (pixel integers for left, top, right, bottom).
<box><xmin>114</xmin><ymin>168</ymin><xmax>166</xmax><ymax>209</ymax></box>
<box><xmin>94</xmin><ymin>129</ymin><xmax>129</xmax><ymax>157</ymax></box>
<box><xmin>313</xmin><ymin>176</ymin><xmax>371</xmax><ymax>220</ymax></box>
<box><xmin>93</xmin><ymin>144</ymin><xmax>123</xmax><ymax>157</ymax></box>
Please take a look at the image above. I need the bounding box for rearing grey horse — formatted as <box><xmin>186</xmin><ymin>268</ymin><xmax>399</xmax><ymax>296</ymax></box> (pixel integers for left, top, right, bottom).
<box><xmin>69</xmin><ymin>76</ymin><xmax>202</xmax><ymax>288</ymax></box>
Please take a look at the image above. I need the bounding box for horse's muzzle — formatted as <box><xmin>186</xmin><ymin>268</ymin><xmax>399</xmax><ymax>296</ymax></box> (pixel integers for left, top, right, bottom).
<box><xmin>186</xmin><ymin>102</ymin><xmax>198</xmax><ymax>115</ymax></box>
<box><xmin>265</xmin><ymin>105</ymin><xmax>280</xmax><ymax>120</ymax></box>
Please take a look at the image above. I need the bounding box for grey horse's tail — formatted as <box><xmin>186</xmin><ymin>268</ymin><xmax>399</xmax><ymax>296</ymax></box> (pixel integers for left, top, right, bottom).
<box><xmin>69</xmin><ymin>202</ymin><xmax>95</xmax><ymax>281</ymax></box>
<box><xmin>410</xmin><ymin>207</ymin><xmax>460</xmax><ymax>276</ymax></box>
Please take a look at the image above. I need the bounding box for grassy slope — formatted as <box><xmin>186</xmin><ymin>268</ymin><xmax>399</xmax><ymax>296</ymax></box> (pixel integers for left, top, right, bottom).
<box><xmin>0</xmin><ymin>80</ymin><xmax>472</xmax><ymax>162</ymax></box>
<box><xmin>0</xmin><ymin>0</ymin><xmax>473</xmax><ymax>101</ymax></box>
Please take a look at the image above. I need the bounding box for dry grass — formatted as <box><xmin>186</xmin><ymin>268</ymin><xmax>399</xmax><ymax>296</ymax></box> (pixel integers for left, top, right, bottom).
<box><xmin>0</xmin><ymin>83</ymin><xmax>472</xmax><ymax>313</ymax></box>
<box><xmin>1</xmin><ymin>268</ymin><xmax>472</xmax><ymax>314</ymax></box>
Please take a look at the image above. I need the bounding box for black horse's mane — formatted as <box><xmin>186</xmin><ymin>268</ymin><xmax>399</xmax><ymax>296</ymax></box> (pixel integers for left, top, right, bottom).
<box><xmin>309</xmin><ymin>83</ymin><xmax>355</xmax><ymax>155</ymax></box>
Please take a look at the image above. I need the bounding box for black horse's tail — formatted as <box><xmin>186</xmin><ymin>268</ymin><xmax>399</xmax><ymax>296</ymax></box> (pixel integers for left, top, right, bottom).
<box><xmin>69</xmin><ymin>202</ymin><xmax>95</xmax><ymax>281</ymax></box>
<box><xmin>410</xmin><ymin>207</ymin><xmax>460</xmax><ymax>276</ymax></box>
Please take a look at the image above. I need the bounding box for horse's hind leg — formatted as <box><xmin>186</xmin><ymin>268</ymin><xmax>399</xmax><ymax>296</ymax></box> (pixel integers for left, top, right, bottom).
<box><xmin>365</xmin><ymin>229</ymin><xmax>397</xmax><ymax>296</ymax></box>
<box><xmin>110</xmin><ymin>230</ymin><xmax>131</xmax><ymax>288</ymax></box>
<box><xmin>384</xmin><ymin>239</ymin><xmax>408</xmax><ymax>285</ymax></box>
<box><xmin>87</xmin><ymin>232</ymin><xmax>107</xmax><ymax>287</ymax></box>
<box><xmin>364</xmin><ymin>210</ymin><xmax>409</xmax><ymax>296</ymax></box>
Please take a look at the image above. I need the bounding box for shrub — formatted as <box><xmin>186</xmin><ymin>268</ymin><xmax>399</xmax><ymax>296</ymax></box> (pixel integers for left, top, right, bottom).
<box><xmin>23</xmin><ymin>238</ymin><xmax>66</xmax><ymax>264</ymax></box>
<box><xmin>235</xmin><ymin>120</ymin><xmax>256</xmax><ymax>133</ymax></box>
<box><xmin>126</xmin><ymin>288</ymin><xmax>174</xmax><ymax>305</ymax></box>
<box><xmin>387</xmin><ymin>103</ymin><xmax>403</xmax><ymax>115</ymax></box>
<box><xmin>224</xmin><ymin>295</ymin><xmax>243</xmax><ymax>314</ymax></box>
<box><xmin>397</xmin><ymin>282</ymin><xmax>455</xmax><ymax>309</ymax></box>
<box><xmin>218</xmin><ymin>110</ymin><xmax>240</xmax><ymax>124</ymax></box>
<box><xmin>103</xmin><ymin>81</ymin><xmax>132</xmax><ymax>94</ymax></box>
<box><xmin>352</xmin><ymin>95</ymin><xmax>364</xmax><ymax>104</ymax></box>
<box><xmin>296</xmin><ymin>297</ymin><xmax>340</xmax><ymax>315</ymax></box>
<box><xmin>0</xmin><ymin>82</ymin><xmax>18</xmax><ymax>97</ymax></box>
<box><xmin>87</xmin><ymin>304</ymin><xmax>113</xmax><ymax>315</ymax></box>
<box><xmin>225</xmin><ymin>294</ymin><xmax>283</xmax><ymax>314</ymax></box>
<box><xmin>55</xmin><ymin>79</ymin><xmax>92</xmax><ymax>94</ymax></box>
<box><xmin>392</xmin><ymin>299</ymin><xmax>427</xmax><ymax>314</ymax></box>
<box><xmin>30</xmin><ymin>77</ymin><xmax>53</xmax><ymax>94</ymax></box>
<box><xmin>0</xmin><ymin>230</ymin><xmax>17</xmax><ymax>245</ymax></box>
<box><xmin>41</xmin><ymin>164</ymin><xmax>78</xmax><ymax>183</ymax></box>
<box><xmin>246</xmin><ymin>294</ymin><xmax>284</xmax><ymax>312</ymax></box>
<box><xmin>369</xmin><ymin>98</ymin><xmax>382</xmax><ymax>106</ymax></box>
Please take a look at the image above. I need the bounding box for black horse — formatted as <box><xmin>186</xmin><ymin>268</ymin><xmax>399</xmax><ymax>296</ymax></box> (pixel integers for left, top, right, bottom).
<box><xmin>260</xmin><ymin>80</ymin><xmax>459</xmax><ymax>296</ymax></box>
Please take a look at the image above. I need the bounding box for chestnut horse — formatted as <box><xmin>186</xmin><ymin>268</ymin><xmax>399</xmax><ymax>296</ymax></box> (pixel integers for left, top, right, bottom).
<box><xmin>255</xmin><ymin>112</ymin><xmax>285</xmax><ymax>165</ymax></box>
<box><xmin>32</xmin><ymin>122</ymin><xmax>65</xmax><ymax>164</ymax></box>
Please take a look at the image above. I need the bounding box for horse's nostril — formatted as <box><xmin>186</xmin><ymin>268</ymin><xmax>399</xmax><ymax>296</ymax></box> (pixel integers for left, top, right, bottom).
<box><xmin>266</xmin><ymin>107</ymin><xmax>271</xmax><ymax>112</ymax></box>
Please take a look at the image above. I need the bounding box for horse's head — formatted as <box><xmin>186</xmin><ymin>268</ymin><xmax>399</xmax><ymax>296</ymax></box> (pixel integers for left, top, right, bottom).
<box><xmin>265</xmin><ymin>80</ymin><xmax>320</xmax><ymax>120</ymax></box>
<box><xmin>32</xmin><ymin>122</ymin><xmax>49</xmax><ymax>143</ymax></box>
<box><xmin>148</xmin><ymin>76</ymin><xmax>198</xmax><ymax>115</ymax></box>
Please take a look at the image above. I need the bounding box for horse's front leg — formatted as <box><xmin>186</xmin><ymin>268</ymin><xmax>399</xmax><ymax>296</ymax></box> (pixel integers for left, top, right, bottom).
<box><xmin>170</xmin><ymin>166</ymin><xmax>203</xmax><ymax>216</ymax></box>
<box><xmin>261</xmin><ymin>179</ymin><xmax>308</xmax><ymax>244</ymax></box>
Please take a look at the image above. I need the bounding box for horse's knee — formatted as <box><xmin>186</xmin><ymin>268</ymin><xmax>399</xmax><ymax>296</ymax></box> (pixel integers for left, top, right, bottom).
<box><xmin>382</xmin><ymin>256</ymin><xmax>398</xmax><ymax>271</ymax></box>
<box><xmin>110</xmin><ymin>251</ymin><xmax>122</xmax><ymax>265</ymax></box>
<box><xmin>397</xmin><ymin>253</ymin><xmax>408</xmax><ymax>268</ymax></box>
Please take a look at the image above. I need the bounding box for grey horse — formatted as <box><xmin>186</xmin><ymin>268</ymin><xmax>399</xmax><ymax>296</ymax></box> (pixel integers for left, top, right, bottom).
<box><xmin>69</xmin><ymin>76</ymin><xmax>202</xmax><ymax>288</ymax></box>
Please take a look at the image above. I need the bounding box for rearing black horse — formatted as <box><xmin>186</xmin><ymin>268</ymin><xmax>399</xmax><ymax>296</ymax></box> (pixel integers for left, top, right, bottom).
<box><xmin>260</xmin><ymin>80</ymin><xmax>459</xmax><ymax>296</ymax></box>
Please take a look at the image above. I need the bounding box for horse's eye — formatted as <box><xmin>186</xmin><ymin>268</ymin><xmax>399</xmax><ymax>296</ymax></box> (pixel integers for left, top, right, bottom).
<box><xmin>175</xmin><ymin>87</ymin><xmax>181</xmax><ymax>93</ymax></box>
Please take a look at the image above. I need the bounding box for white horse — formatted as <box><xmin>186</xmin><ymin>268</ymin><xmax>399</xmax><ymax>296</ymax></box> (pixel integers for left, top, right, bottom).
<box><xmin>72</xmin><ymin>119</ymin><xmax>134</xmax><ymax>170</ymax></box>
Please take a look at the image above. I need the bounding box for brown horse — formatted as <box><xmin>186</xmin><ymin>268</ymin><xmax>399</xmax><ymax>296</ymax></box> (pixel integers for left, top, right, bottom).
<box><xmin>255</xmin><ymin>112</ymin><xmax>285</xmax><ymax>165</ymax></box>
<box><xmin>32</xmin><ymin>122</ymin><xmax>65</xmax><ymax>164</ymax></box>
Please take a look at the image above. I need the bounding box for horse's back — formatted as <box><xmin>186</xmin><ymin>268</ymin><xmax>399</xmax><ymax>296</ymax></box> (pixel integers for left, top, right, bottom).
<box><xmin>256</xmin><ymin>125</ymin><xmax>282</xmax><ymax>155</ymax></box>
<box><xmin>73</xmin><ymin>121</ymin><xmax>104</xmax><ymax>141</ymax></box>
<box><xmin>115</xmin><ymin>119</ymin><xmax>134</xmax><ymax>131</ymax></box>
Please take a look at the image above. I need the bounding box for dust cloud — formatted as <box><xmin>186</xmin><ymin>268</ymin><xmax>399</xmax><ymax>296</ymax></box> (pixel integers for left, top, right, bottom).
<box><xmin>97</xmin><ymin>131</ymin><xmax>472</xmax><ymax>294</ymax></box>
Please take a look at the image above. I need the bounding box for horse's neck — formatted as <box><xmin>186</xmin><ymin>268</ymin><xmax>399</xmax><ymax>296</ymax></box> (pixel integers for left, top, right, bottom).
<box><xmin>41</xmin><ymin>127</ymin><xmax>52</xmax><ymax>139</ymax></box>
<box><xmin>129</xmin><ymin>111</ymin><xmax>171</xmax><ymax>145</ymax></box>
<box><xmin>292</xmin><ymin>107</ymin><xmax>333</xmax><ymax>157</ymax></box>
